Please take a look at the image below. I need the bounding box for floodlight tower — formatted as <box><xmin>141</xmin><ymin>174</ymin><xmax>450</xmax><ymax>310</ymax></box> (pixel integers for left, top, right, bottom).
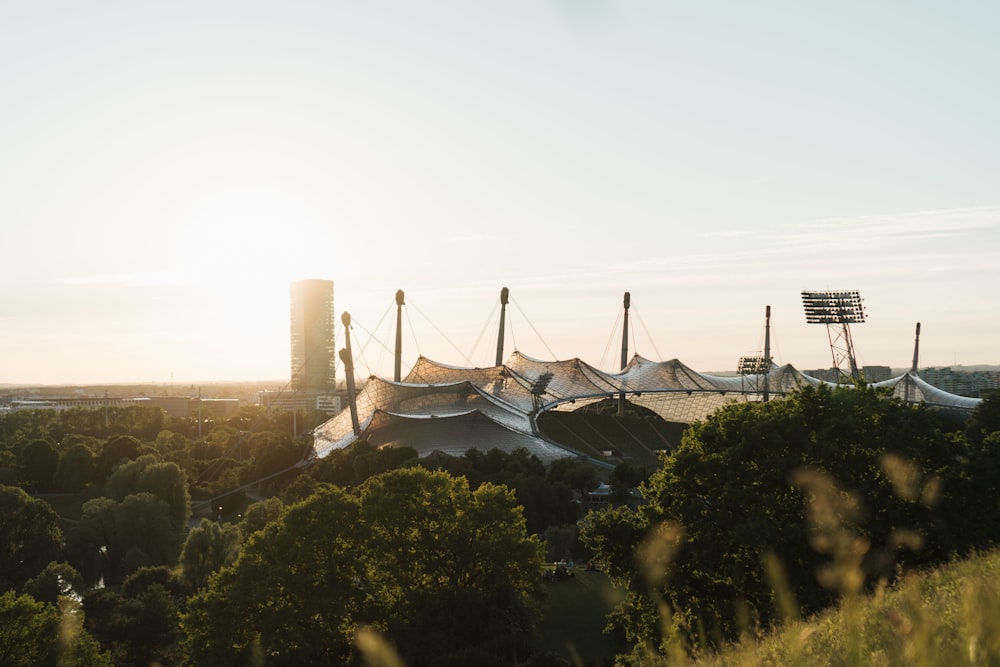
<box><xmin>801</xmin><ymin>290</ymin><xmax>866</xmax><ymax>382</ymax></box>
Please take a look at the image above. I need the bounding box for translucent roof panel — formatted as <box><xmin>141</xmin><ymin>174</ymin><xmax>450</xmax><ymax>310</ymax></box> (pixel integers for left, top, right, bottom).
<box><xmin>312</xmin><ymin>353</ymin><xmax>982</xmax><ymax>462</ymax></box>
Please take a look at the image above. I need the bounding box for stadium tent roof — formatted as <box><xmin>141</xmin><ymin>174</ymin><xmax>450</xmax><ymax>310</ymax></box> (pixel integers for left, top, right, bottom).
<box><xmin>311</xmin><ymin>352</ymin><xmax>982</xmax><ymax>463</ymax></box>
<box><xmin>873</xmin><ymin>372</ymin><xmax>983</xmax><ymax>413</ymax></box>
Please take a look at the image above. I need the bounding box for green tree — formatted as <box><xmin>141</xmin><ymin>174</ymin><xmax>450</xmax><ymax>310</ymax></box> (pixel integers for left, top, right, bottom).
<box><xmin>67</xmin><ymin>493</ymin><xmax>182</xmax><ymax>585</ymax></box>
<box><xmin>83</xmin><ymin>582</ymin><xmax>183</xmax><ymax>666</ymax></box>
<box><xmin>608</xmin><ymin>460</ymin><xmax>651</xmax><ymax>500</ymax></box>
<box><xmin>55</xmin><ymin>443</ymin><xmax>98</xmax><ymax>493</ymax></box>
<box><xmin>23</xmin><ymin>561</ymin><xmax>85</xmax><ymax>604</ymax></box>
<box><xmin>0</xmin><ymin>485</ymin><xmax>64</xmax><ymax>591</ymax></box>
<box><xmin>185</xmin><ymin>468</ymin><xmax>545</xmax><ymax>665</ymax></box>
<box><xmin>238</xmin><ymin>497</ymin><xmax>285</xmax><ymax>539</ymax></box>
<box><xmin>105</xmin><ymin>455</ymin><xmax>191</xmax><ymax>537</ymax></box>
<box><xmin>240</xmin><ymin>432</ymin><xmax>306</xmax><ymax>484</ymax></box>
<box><xmin>582</xmin><ymin>385</ymin><xmax>962</xmax><ymax>654</ymax></box>
<box><xmin>184</xmin><ymin>486</ymin><xmax>365</xmax><ymax>664</ymax></box>
<box><xmin>20</xmin><ymin>439</ymin><xmax>60</xmax><ymax>491</ymax></box>
<box><xmin>65</xmin><ymin>497</ymin><xmax>118</xmax><ymax>585</ymax></box>
<box><xmin>548</xmin><ymin>457</ymin><xmax>600</xmax><ymax>496</ymax></box>
<box><xmin>179</xmin><ymin>519</ymin><xmax>243</xmax><ymax>591</ymax></box>
<box><xmin>358</xmin><ymin>468</ymin><xmax>544</xmax><ymax>664</ymax></box>
<box><xmin>95</xmin><ymin>436</ymin><xmax>142</xmax><ymax>481</ymax></box>
<box><xmin>964</xmin><ymin>390</ymin><xmax>1000</xmax><ymax>446</ymax></box>
<box><xmin>0</xmin><ymin>590</ymin><xmax>109</xmax><ymax>667</ymax></box>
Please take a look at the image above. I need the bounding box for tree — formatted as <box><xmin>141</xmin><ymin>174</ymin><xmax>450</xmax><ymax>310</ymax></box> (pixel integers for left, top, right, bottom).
<box><xmin>357</xmin><ymin>468</ymin><xmax>545</xmax><ymax>664</ymax></box>
<box><xmin>95</xmin><ymin>436</ymin><xmax>142</xmax><ymax>481</ymax></box>
<box><xmin>0</xmin><ymin>485</ymin><xmax>64</xmax><ymax>591</ymax></box>
<box><xmin>548</xmin><ymin>457</ymin><xmax>600</xmax><ymax>496</ymax></box>
<box><xmin>55</xmin><ymin>443</ymin><xmax>97</xmax><ymax>493</ymax></box>
<box><xmin>23</xmin><ymin>561</ymin><xmax>85</xmax><ymax>604</ymax></box>
<box><xmin>239</xmin><ymin>497</ymin><xmax>285</xmax><ymax>539</ymax></box>
<box><xmin>67</xmin><ymin>493</ymin><xmax>182</xmax><ymax>586</ymax></box>
<box><xmin>184</xmin><ymin>486</ymin><xmax>365</xmax><ymax>664</ymax></box>
<box><xmin>179</xmin><ymin>519</ymin><xmax>243</xmax><ymax>591</ymax></box>
<box><xmin>582</xmin><ymin>385</ymin><xmax>963</xmax><ymax>654</ymax></box>
<box><xmin>608</xmin><ymin>460</ymin><xmax>651</xmax><ymax>500</ymax></box>
<box><xmin>20</xmin><ymin>439</ymin><xmax>60</xmax><ymax>491</ymax></box>
<box><xmin>105</xmin><ymin>455</ymin><xmax>191</xmax><ymax>537</ymax></box>
<box><xmin>0</xmin><ymin>590</ymin><xmax>109</xmax><ymax>667</ymax></box>
<box><xmin>83</xmin><ymin>580</ymin><xmax>183</xmax><ymax>666</ymax></box>
<box><xmin>185</xmin><ymin>468</ymin><xmax>545</xmax><ymax>665</ymax></box>
<box><xmin>964</xmin><ymin>390</ymin><xmax>1000</xmax><ymax>446</ymax></box>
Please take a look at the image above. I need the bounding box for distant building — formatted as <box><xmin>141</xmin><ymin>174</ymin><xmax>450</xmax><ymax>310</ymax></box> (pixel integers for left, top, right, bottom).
<box><xmin>862</xmin><ymin>366</ymin><xmax>893</xmax><ymax>383</ymax></box>
<box><xmin>920</xmin><ymin>367</ymin><xmax>1000</xmax><ymax>398</ymax></box>
<box><xmin>197</xmin><ymin>398</ymin><xmax>241</xmax><ymax>420</ymax></box>
<box><xmin>259</xmin><ymin>391</ymin><xmax>342</xmax><ymax>416</ymax></box>
<box><xmin>803</xmin><ymin>367</ymin><xmax>842</xmax><ymax>383</ymax></box>
<box><xmin>8</xmin><ymin>396</ymin><xmax>145</xmax><ymax>412</ymax></box>
<box><xmin>148</xmin><ymin>396</ymin><xmax>193</xmax><ymax>418</ymax></box>
<box><xmin>290</xmin><ymin>279</ymin><xmax>336</xmax><ymax>393</ymax></box>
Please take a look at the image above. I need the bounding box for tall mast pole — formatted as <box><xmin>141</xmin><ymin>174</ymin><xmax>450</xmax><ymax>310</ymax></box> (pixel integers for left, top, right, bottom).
<box><xmin>906</xmin><ymin>322</ymin><xmax>921</xmax><ymax>405</ymax></box>
<box><xmin>618</xmin><ymin>291</ymin><xmax>630</xmax><ymax>417</ymax></box>
<box><xmin>394</xmin><ymin>289</ymin><xmax>405</xmax><ymax>382</ymax></box>
<box><xmin>340</xmin><ymin>312</ymin><xmax>361</xmax><ymax>436</ymax></box>
<box><xmin>763</xmin><ymin>305</ymin><xmax>771</xmax><ymax>403</ymax></box>
<box><xmin>495</xmin><ymin>287</ymin><xmax>509</xmax><ymax>367</ymax></box>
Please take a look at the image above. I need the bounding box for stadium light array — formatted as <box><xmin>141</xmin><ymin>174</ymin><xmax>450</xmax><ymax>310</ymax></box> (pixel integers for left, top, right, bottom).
<box><xmin>801</xmin><ymin>290</ymin><xmax>866</xmax><ymax>324</ymax></box>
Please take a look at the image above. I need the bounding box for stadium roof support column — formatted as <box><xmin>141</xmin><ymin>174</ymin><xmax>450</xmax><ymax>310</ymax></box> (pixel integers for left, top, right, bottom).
<box><xmin>907</xmin><ymin>321</ymin><xmax>921</xmax><ymax>404</ymax></box>
<box><xmin>340</xmin><ymin>312</ymin><xmax>361</xmax><ymax>436</ymax></box>
<box><xmin>496</xmin><ymin>287</ymin><xmax>509</xmax><ymax>367</ymax></box>
<box><xmin>618</xmin><ymin>291</ymin><xmax>630</xmax><ymax>417</ymax></box>
<box><xmin>394</xmin><ymin>289</ymin><xmax>405</xmax><ymax>383</ymax></box>
<box><xmin>763</xmin><ymin>305</ymin><xmax>771</xmax><ymax>403</ymax></box>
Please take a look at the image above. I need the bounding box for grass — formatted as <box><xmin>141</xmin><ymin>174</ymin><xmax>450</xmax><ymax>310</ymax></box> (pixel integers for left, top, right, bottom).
<box><xmin>667</xmin><ymin>547</ymin><xmax>1000</xmax><ymax>667</ymax></box>
<box><xmin>536</xmin><ymin>565</ymin><xmax>626</xmax><ymax>665</ymax></box>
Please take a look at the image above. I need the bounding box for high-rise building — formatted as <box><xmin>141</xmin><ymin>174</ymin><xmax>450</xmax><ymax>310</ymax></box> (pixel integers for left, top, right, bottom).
<box><xmin>290</xmin><ymin>279</ymin><xmax>335</xmax><ymax>393</ymax></box>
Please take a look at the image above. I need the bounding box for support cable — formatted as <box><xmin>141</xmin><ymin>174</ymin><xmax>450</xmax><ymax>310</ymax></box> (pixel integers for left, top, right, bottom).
<box><xmin>409</xmin><ymin>300</ymin><xmax>476</xmax><ymax>367</ymax></box>
<box><xmin>468</xmin><ymin>301</ymin><xmax>499</xmax><ymax>367</ymax></box>
<box><xmin>404</xmin><ymin>305</ymin><xmax>422</xmax><ymax>360</ymax></box>
<box><xmin>356</xmin><ymin>299</ymin><xmax>395</xmax><ymax>375</ymax></box>
<box><xmin>600</xmin><ymin>309</ymin><xmax>624</xmax><ymax>370</ymax></box>
<box><xmin>507</xmin><ymin>304</ymin><xmax>519</xmax><ymax>353</ymax></box>
<box><xmin>351</xmin><ymin>318</ymin><xmax>396</xmax><ymax>378</ymax></box>
<box><xmin>510</xmin><ymin>296</ymin><xmax>558</xmax><ymax>360</ymax></box>
<box><xmin>632</xmin><ymin>306</ymin><xmax>663</xmax><ymax>362</ymax></box>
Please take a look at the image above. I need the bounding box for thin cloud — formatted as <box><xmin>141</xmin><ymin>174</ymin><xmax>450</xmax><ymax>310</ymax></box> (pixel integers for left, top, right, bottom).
<box><xmin>445</xmin><ymin>235</ymin><xmax>499</xmax><ymax>243</ymax></box>
<box><xmin>53</xmin><ymin>271</ymin><xmax>187</xmax><ymax>287</ymax></box>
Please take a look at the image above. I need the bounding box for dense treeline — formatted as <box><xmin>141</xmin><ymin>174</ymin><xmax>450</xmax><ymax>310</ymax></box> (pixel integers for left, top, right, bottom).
<box><xmin>3</xmin><ymin>389</ymin><xmax>999</xmax><ymax>665</ymax></box>
<box><xmin>581</xmin><ymin>386</ymin><xmax>1000</xmax><ymax>664</ymax></box>
<box><xmin>0</xmin><ymin>404</ymin><xmax>613</xmax><ymax>665</ymax></box>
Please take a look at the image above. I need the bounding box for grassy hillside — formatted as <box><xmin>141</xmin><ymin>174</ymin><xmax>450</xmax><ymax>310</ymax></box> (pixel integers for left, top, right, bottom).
<box><xmin>681</xmin><ymin>547</ymin><xmax>1000</xmax><ymax>666</ymax></box>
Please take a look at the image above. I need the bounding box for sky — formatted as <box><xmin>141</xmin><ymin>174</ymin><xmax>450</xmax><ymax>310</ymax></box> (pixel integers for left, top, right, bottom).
<box><xmin>2</xmin><ymin>1</ymin><xmax>998</xmax><ymax>386</ymax></box>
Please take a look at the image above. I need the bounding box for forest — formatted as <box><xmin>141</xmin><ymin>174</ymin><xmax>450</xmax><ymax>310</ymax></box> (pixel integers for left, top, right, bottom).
<box><xmin>2</xmin><ymin>386</ymin><xmax>999</xmax><ymax>666</ymax></box>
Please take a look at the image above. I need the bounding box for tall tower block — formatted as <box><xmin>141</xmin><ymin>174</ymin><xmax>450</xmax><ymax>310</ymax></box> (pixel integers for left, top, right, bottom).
<box><xmin>290</xmin><ymin>279</ymin><xmax>335</xmax><ymax>392</ymax></box>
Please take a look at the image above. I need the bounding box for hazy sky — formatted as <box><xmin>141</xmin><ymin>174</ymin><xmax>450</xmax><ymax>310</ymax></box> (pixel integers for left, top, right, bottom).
<box><xmin>2</xmin><ymin>1</ymin><xmax>998</xmax><ymax>385</ymax></box>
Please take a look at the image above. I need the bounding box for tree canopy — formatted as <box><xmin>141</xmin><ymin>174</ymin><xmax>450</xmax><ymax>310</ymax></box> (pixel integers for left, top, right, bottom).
<box><xmin>184</xmin><ymin>467</ymin><xmax>544</xmax><ymax>665</ymax></box>
<box><xmin>0</xmin><ymin>485</ymin><xmax>64</xmax><ymax>591</ymax></box>
<box><xmin>582</xmin><ymin>385</ymin><xmax>985</xmax><ymax>656</ymax></box>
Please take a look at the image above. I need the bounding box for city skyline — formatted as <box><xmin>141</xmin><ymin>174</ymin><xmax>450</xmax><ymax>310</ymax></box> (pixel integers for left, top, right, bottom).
<box><xmin>2</xmin><ymin>2</ymin><xmax>998</xmax><ymax>384</ymax></box>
